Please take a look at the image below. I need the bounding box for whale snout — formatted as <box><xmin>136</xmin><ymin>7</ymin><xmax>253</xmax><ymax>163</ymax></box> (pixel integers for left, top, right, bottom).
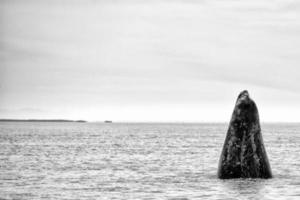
<box><xmin>234</xmin><ymin>90</ymin><xmax>258</xmax><ymax>121</ymax></box>
<box><xmin>236</xmin><ymin>90</ymin><xmax>251</xmax><ymax>106</ymax></box>
<box><xmin>238</xmin><ymin>90</ymin><xmax>249</xmax><ymax>99</ymax></box>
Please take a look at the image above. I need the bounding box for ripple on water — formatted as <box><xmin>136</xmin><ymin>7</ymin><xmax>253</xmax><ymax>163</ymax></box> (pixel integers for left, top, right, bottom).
<box><xmin>0</xmin><ymin>122</ymin><xmax>299</xmax><ymax>199</ymax></box>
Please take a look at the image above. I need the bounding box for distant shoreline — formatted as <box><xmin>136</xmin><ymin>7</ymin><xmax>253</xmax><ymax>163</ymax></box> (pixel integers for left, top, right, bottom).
<box><xmin>0</xmin><ymin>120</ymin><xmax>299</xmax><ymax>124</ymax></box>
<box><xmin>0</xmin><ymin>119</ymin><xmax>87</xmax><ymax>123</ymax></box>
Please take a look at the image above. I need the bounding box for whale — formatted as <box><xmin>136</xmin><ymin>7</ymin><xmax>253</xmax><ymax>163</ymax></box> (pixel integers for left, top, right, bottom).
<box><xmin>218</xmin><ymin>90</ymin><xmax>272</xmax><ymax>179</ymax></box>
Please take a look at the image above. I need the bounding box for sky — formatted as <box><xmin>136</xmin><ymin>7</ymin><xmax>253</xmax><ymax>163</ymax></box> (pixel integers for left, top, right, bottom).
<box><xmin>1</xmin><ymin>0</ymin><xmax>300</xmax><ymax>122</ymax></box>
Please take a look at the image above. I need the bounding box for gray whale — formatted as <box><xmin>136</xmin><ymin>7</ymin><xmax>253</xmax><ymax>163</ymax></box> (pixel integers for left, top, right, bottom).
<box><xmin>218</xmin><ymin>90</ymin><xmax>272</xmax><ymax>179</ymax></box>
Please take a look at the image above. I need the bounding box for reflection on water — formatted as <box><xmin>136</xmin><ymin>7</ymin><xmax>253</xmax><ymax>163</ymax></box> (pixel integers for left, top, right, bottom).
<box><xmin>0</xmin><ymin>122</ymin><xmax>299</xmax><ymax>199</ymax></box>
<box><xmin>221</xmin><ymin>179</ymin><xmax>267</xmax><ymax>199</ymax></box>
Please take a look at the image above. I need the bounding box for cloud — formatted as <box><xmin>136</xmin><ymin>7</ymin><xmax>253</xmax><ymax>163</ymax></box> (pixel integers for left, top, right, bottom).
<box><xmin>1</xmin><ymin>0</ymin><xmax>300</xmax><ymax>121</ymax></box>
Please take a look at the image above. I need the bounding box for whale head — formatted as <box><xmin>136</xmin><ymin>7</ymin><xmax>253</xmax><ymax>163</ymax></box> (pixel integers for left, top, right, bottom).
<box><xmin>218</xmin><ymin>90</ymin><xmax>272</xmax><ymax>179</ymax></box>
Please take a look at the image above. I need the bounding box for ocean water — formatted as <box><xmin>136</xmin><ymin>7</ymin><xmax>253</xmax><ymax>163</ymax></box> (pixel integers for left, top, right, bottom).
<box><xmin>0</xmin><ymin>122</ymin><xmax>299</xmax><ymax>200</ymax></box>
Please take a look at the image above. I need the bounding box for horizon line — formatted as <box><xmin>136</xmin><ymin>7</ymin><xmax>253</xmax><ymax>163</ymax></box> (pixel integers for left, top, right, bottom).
<box><xmin>1</xmin><ymin>118</ymin><xmax>300</xmax><ymax>124</ymax></box>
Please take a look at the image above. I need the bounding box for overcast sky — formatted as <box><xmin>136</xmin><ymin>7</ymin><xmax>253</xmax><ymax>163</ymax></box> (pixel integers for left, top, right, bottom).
<box><xmin>1</xmin><ymin>0</ymin><xmax>300</xmax><ymax>122</ymax></box>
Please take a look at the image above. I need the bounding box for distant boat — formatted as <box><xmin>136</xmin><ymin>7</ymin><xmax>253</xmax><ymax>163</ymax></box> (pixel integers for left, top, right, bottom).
<box><xmin>75</xmin><ymin>120</ymin><xmax>86</xmax><ymax>123</ymax></box>
<box><xmin>104</xmin><ymin>120</ymin><xmax>112</xmax><ymax>123</ymax></box>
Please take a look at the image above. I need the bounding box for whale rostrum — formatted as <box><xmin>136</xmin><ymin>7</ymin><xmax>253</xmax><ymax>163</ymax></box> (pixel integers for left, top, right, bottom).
<box><xmin>218</xmin><ymin>90</ymin><xmax>272</xmax><ymax>179</ymax></box>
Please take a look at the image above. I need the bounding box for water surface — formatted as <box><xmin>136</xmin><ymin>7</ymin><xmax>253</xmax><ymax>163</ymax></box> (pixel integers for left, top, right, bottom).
<box><xmin>0</xmin><ymin>122</ymin><xmax>299</xmax><ymax>199</ymax></box>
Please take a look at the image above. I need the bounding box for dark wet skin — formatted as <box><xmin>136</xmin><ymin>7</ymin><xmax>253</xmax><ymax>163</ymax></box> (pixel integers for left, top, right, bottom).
<box><xmin>218</xmin><ymin>90</ymin><xmax>272</xmax><ymax>179</ymax></box>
